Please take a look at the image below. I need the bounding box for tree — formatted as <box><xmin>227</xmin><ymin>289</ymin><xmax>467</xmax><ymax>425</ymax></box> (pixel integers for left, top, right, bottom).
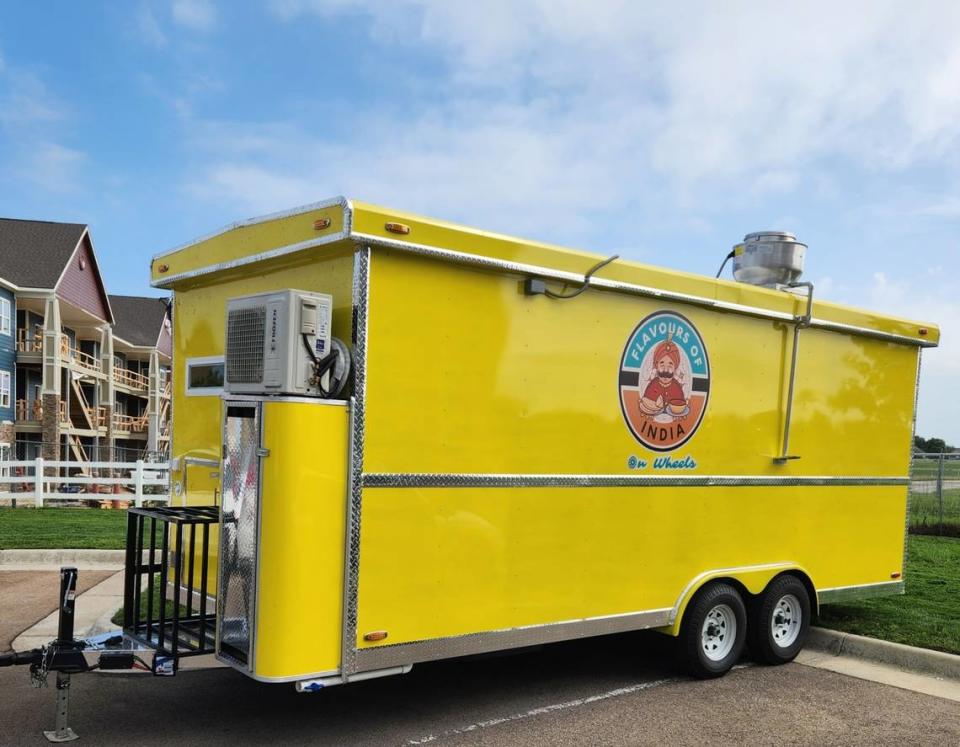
<box><xmin>914</xmin><ymin>435</ymin><xmax>949</xmax><ymax>453</ymax></box>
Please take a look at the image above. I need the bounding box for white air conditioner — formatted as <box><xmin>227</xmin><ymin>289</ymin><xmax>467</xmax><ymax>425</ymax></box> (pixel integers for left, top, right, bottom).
<box><xmin>224</xmin><ymin>289</ymin><xmax>333</xmax><ymax>396</ymax></box>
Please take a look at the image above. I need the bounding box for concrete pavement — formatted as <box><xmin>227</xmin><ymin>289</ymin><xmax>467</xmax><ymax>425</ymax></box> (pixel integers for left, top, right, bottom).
<box><xmin>10</xmin><ymin>570</ymin><xmax>125</xmax><ymax>652</ymax></box>
<box><xmin>0</xmin><ymin>549</ymin><xmax>126</xmax><ymax>572</ymax></box>
<box><xmin>0</xmin><ymin>570</ymin><xmax>112</xmax><ymax>653</ymax></box>
<box><xmin>797</xmin><ymin>648</ymin><xmax>960</xmax><ymax>703</ymax></box>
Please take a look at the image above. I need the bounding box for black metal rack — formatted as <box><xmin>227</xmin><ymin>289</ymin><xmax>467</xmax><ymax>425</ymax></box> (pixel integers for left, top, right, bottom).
<box><xmin>123</xmin><ymin>505</ymin><xmax>220</xmax><ymax>672</ymax></box>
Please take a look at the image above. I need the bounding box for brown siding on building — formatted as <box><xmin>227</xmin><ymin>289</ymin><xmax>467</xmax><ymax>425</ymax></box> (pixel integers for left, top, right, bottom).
<box><xmin>55</xmin><ymin>235</ymin><xmax>110</xmax><ymax>321</ymax></box>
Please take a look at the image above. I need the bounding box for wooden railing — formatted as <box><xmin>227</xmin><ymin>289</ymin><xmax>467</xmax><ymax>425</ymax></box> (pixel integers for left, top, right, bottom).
<box><xmin>114</xmin><ymin>367</ymin><xmax>149</xmax><ymax>390</ymax></box>
<box><xmin>15</xmin><ymin>399</ymin><xmax>67</xmax><ymax>423</ymax></box>
<box><xmin>63</xmin><ymin>334</ymin><xmax>101</xmax><ymax>374</ymax></box>
<box><xmin>113</xmin><ymin>413</ymin><xmax>149</xmax><ymax>433</ymax></box>
<box><xmin>17</xmin><ymin>330</ymin><xmax>102</xmax><ymax>374</ymax></box>
<box><xmin>70</xmin><ymin>347</ymin><xmax>102</xmax><ymax>374</ymax></box>
<box><xmin>16</xmin><ymin>329</ymin><xmax>42</xmax><ymax>353</ymax></box>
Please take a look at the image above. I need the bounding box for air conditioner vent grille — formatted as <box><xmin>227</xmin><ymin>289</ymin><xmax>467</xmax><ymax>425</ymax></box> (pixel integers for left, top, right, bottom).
<box><xmin>226</xmin><ymin>306</ymin><xmax>266</xmax><ymax>384</ymax></box>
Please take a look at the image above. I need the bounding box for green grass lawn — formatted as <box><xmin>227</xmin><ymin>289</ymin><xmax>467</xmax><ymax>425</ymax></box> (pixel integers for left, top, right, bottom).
<box><xmin>817</xmin><ymin>535</ymin><xmax>960</xmax><ymax>655</ymax></box>
<box><xmin>0</xmin><ymin>507</ymin><xmax>129</xmax><ymax>549</ymax></box>
<box><xmin>909</xmin><ymin>488</ymin><xmax>960</xmax><ymax>535</ymax></box>
<box><xmin>111</xmin><ymin>575</ymin><xmax>186</xmax><ymax>626</ymax></box>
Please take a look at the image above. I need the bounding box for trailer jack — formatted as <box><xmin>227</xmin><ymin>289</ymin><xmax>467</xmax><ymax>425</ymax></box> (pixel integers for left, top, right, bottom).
<box><xmin>0</xmin><ymin>567</ymin><xmax>146</xmax><ymax>742</ymax></box>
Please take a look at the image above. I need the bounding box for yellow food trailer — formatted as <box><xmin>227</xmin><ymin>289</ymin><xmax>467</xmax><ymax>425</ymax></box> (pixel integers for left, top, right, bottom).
<box><xmin>130</xmin><ymin>196</ymin><xmax>936</xmax><ymax>687</ymax></box>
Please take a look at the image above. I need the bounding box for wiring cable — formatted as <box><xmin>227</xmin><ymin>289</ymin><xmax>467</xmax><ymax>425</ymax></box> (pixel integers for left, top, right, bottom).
<box><xmin>543</xmin><ymin>254</ymin><xmax>620</xmax><ymax>300</ymax></box>
<box><xmin>301</xmin><ymin>333</ymin><xmax>346</xmax><ymax>398</ymax></box>
<box><xmin>715</xmin><ymin>249</ymin><xmax>736</xmax><ymax>278</ymax></box>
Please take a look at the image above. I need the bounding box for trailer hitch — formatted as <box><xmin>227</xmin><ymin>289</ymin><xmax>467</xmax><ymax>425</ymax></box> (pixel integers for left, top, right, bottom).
<box><xmin>0</xmin><ymin>567</ymin><xmax>144</xmax><ymax>742</ymax></box>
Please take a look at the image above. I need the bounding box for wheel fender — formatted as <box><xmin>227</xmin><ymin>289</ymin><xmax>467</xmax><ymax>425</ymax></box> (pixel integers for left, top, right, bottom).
<box><xmin>659</xmin><ymin>562</ymin><xmax>816</xmax><ymax>637</ymax></box>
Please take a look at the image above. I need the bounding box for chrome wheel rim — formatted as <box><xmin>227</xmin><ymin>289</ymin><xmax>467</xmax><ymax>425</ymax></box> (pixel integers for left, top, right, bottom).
<box><xmin>701</xmin><ymin>603</ymin><xmax>737</xmax><ymax>662</ymax></box>
<box><xmin>771</xmin><ymin>593</ymin><xmax>802</xmax><ymax>648</ymax></box>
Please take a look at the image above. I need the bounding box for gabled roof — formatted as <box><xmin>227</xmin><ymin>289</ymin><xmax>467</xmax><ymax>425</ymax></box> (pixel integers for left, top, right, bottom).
<box><xmin>0</xmin><ymin>218</ymin><xmax>88</xmax><ymax>288</ymax></box>
<box><xmin>109</xmin><ymin>295</ymin><xmax>169</xmax><ymax>347</ymax></box>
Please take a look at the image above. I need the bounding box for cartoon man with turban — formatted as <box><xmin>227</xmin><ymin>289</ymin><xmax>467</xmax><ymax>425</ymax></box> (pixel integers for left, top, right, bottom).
<box><xmin>640</xmin><ymin>334</ymin><xmax>687</xmax><ymax>416</ymax></box>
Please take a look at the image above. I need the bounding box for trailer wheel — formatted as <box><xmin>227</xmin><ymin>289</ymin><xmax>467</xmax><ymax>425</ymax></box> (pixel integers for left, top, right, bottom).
<box><xmin>678</xmin><ymin>581</ymin><xmax>747</xmax><ymax>679</ymax></box>
<box><xmin>748</xmin><ymin>575</ymin><xmax>810</xmax><ymax>665</ymax></box>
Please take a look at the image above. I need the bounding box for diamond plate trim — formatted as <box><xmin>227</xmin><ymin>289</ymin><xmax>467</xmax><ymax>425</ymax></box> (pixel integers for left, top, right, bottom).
<box><xmin>341</xmin><ymin>246</ymin><xmax>370</xmax><ymax>679</ymax></box>
<box><xmin>217</xmin><ymin>403</ymin><xmax>261</xmax><ymax>670</ymax></box>
<box><xmin>353</xmin><ymin>608</ymin><xmax>672</xmax><ymax>671</ymax></box>
<box><xmin>361</xmin><ymin>473</ymin><xmax>909</xmax><ymax>489</ymax></box>
<box><xmin>817</xmin><ymin>581</ymin><xmax>904</xmax><ymax>605</ymax></box>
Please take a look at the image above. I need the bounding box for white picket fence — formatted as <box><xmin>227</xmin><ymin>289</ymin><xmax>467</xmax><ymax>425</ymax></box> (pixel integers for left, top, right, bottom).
<box><xmin>0</xmin><ymin>460</ymin><xmax>170</xmax><ymax>507</ymax></box>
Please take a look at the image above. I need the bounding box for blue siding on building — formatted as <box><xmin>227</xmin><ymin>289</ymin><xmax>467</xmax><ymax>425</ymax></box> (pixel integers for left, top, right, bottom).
<box><xmin>0</xmin><ymin>288</ymin><xmax>15</xmax><ymax>423</ymax></box>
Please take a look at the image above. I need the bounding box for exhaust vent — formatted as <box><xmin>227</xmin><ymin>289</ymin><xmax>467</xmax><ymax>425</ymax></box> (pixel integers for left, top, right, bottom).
<box><xmin>732</xmin><ymin>231</ymin><xmax>806</xmax><ymax>288</ymax></box>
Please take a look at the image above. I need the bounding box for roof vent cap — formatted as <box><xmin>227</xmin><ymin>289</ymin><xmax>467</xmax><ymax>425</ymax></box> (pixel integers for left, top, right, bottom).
<box><xmin>732</xmin><ymin>231</ymin><xmax>806</xmax><ymax>288</ymax></box>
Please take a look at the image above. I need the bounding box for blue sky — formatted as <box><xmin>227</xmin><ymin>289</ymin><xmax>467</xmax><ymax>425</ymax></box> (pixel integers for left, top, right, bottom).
<box><xmin>0</xmin><ymin>1</ymin><xmax>958</xmax><ymax>441</ymax></box>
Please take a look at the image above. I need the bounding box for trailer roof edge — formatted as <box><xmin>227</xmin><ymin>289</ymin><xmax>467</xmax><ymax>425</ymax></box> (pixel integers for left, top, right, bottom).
<box><xmin>149</xmin><ymin>197</ymin><xmax>939</xmax><ymax>348</ymax></box>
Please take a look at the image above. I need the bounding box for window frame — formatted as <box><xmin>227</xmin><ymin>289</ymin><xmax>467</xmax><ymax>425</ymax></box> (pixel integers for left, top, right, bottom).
<box><xmin>0</xmin><ymin>298</ymin><xmax>10</xmax><ymax>336</ymax></box>
<box><xmin>185</xmin><ymin>356</ymin><xmax>225</xmax><ymax>397</ymax></box>
<box><xmin>0</xmin><ymin>370</ymin><xmax>11</xmax><ymax>408</ymax></box>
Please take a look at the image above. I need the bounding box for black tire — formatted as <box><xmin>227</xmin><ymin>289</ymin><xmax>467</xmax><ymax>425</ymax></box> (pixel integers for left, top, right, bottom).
<box><xmin>747</xmin><ymin>575</ymin><xmax>811</xmax><ymax>665</ymax></box>
<box><xmin>677</xmin><ymin>581</ymin><xmax>747</xmax><ymax>679</ymax></box>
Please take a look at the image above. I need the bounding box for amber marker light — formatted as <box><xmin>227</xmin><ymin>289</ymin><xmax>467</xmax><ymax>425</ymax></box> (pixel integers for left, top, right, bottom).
<box><xmin>157</xmin><ymin>263</ymin><xmax>169</xmax><ymax>273</ymax></box>
<box><xmin>313</xmin><ymin>217</ymin><xmax>331</xmax><ymax>230</ymax></box>
<box><xmin>919</xmin><ymin>328</ymin><xmax>928</xmax><ymax>336</ymax></box>
<box><xmin>385</xmin><ymin>222</ymin><xmax>411</xmax><ymax>235</ymax></box>
<box><xmin>363</xmin><ymin>631</ymin><xmax>388</xmax><ymax>642</ymax></box>
<box><xmin>891</xmin><ymin>571</ymin><xmax>902</xmax><ymax>579</ymax></box>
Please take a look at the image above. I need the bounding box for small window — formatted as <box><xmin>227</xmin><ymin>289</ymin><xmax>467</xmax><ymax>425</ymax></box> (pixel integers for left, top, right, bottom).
<box><xmin>186</xmin><ymin>356</ymin><xmax>225</xmax><ymax>396</ymax></box>
<box><xmin>0</xmin><ymin>299</ymin><xmax>10</xmax><ymax>335</ymax></box>
<box><xmin>0</xmin><ymin>371</ymin><xmax>10</xmax><ymax>408</ymax></box>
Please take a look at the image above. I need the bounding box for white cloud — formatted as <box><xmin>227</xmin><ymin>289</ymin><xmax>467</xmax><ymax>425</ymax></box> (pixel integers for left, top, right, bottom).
<box><xmin>171</xmin><ymin>0</ymin><xmax>217</xmax><ymax>31</ymax></box>
<box><xmin>254</xmin><ymin>1</ymin><xmax>960</xmax><ymax>199</ymax></box>
<box><xmin>24</xmin><ymin>142</ymin><xmax>87</xmax><ymax>192</ymax></box>
<box><xmin>183</xmin><ymin>98</ymin><xmax>644</xmax><ymax>240</ymax></box>
<box><xmin>136</xmin><ymin>3</ymin><xmax>168</xmax><ymax>47</ymax></box>
<box><xmin>0</xmin><ymin>69</ymin><xmax>63</xmax><ymax>126</ymax></box>
<box><xmin>0</xmin><ymin>57</ymin><xmax>86</xmax><ymax>193</ymax></box>
<box><xmin>197</xmin><ymin>1</ymin><xmax>960</xmax><ymax>438</ymax></box>
<box><xmin>916</xmin><ymin>198</ymin><xmax>960</xmax><ymax>218</ymax></box>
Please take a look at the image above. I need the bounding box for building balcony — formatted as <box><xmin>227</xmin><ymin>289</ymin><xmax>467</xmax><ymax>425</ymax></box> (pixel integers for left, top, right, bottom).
<box><xmin>114</xmin><ymin>367</ymin><xmax>149</xmax><ymax>392</ymax></box>
<box><xmin>16</xmin><ymin>329</ymin><xmax>42</xmax><ymax>354</ymax></box>
<box><xmin>16</xmin><ymin>330</ymin><xmax>103</xmax><ymax>376</ymax></box>
<box><xmin>113</xmin><ymin>412</ymin><xmax>149</xmax><ymax>434</ymax></box>
<box><xmin>15</xmin><ymin>398</ymin><xmax>67</xmax><ymax>424</ymax></box>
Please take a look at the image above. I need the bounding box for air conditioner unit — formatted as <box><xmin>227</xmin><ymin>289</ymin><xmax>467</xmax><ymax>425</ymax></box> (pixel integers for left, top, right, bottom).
<box><xmin>224</xmin><ymin>289</ymin><xmax>333</xmax><ymax>396</ymax></box>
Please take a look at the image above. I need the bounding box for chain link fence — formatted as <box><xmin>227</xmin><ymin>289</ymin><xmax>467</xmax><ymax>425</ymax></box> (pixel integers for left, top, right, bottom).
<box><xmin>909</xmin><ymin>452</ymin><xmax>960</xmax><ymax>536</ymax></box>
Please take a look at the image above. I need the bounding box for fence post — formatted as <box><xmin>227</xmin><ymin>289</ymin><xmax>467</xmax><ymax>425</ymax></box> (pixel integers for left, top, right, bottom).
<box><xmin>937</xmin><ymin>452</ymin><xmax>945</xmax><ymax>535</ymax></box>
<box><xmin>34</xmin><ymin>457</ymin><xmax>44</xmax><ymax>508</ymax></box>
<box><xmin>134</xmin><ymin>459</ymin><xmax>144</xmax><ymax>507</ymax></box>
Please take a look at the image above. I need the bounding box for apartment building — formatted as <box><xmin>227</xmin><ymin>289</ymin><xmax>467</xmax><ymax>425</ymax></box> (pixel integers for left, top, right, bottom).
<box><xmin>109</xmin><ymin>294</ymin><xmax>172</xmax><ymax>459</ymax></box>
<box><xmin>0</xmin><ymin>218</ymin><xmax>171</xmax><ymax>470</ymax></box>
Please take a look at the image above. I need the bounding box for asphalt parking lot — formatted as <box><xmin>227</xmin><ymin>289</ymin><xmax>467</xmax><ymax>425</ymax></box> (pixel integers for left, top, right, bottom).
<box><xmin>2</xmin><ymin>632</ymin><xmax>958</xmax><ymax>746</ymax></box>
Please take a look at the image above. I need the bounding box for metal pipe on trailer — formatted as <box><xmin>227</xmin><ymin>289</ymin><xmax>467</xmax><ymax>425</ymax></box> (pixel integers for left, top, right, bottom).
<box><xmin>775</xmin><ymin>281</ymin><xmax>814</xmax><ymax>464</ymax></box>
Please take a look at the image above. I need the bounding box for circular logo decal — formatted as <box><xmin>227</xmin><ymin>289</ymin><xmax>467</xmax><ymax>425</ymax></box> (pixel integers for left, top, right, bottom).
<box><xmin>618</xmin><ymin>310</ymin><xmax>710</xmax><ymax>452</ymax></box>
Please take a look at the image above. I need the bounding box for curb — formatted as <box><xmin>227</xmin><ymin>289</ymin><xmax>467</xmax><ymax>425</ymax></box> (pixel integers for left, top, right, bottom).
<box><xmin>808</xmin><ymin>627</ymin><xmax>960</xmax><ymax>681</ymax></box>
<box><xmin>0</xmin><ymin>549</ymin><xmax>126</xmax><ymax>569</ymax></box>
